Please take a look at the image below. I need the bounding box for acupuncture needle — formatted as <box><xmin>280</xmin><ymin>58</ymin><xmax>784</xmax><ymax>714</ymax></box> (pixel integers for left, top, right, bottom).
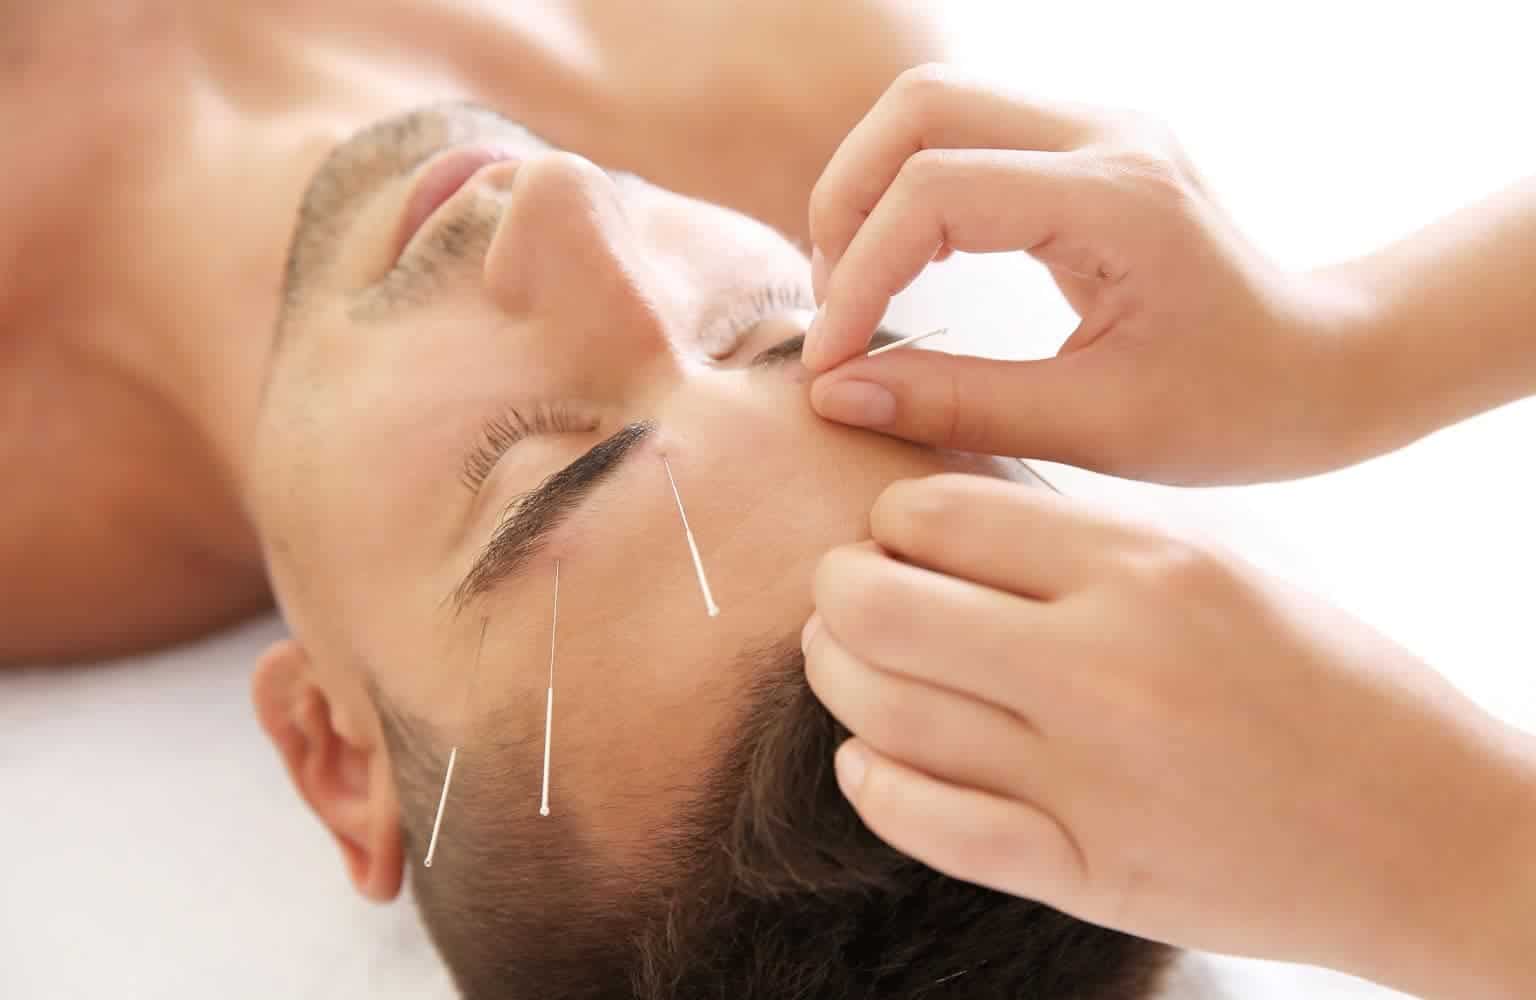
<box><xmin>424</xmin><ymin>616</ymin><xmax>490</xmax><ymax>869</ymax></box>
<box><xmin>662</xmin><ymin>454</ymin><xmax>720</xmax><ymax>617</ymax></box>
<box><xmin>539</xmin><ymin>560</ymin><xmax>560</xmax><ymax>817</ymax></box>
<box><xmin>864</xmin><ymin>326</ymin><xmax>948</xmax><ymax>357</ymax></box>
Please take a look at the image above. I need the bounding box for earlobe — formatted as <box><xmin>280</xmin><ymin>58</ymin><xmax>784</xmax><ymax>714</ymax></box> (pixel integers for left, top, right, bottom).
<box><xmin>252</xmin><ymin>639</ymin><xmax>404</xmax><ymax>903</ymax></box>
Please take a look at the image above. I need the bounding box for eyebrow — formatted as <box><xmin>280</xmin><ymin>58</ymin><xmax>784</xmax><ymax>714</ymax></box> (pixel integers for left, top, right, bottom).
<box><xmin>447</xmin><ymin>325</ymin><xmax>907</xmax><ymax>612</ymax></box>
<box><xmin>449</xmin><ymin>421</ymin><xmax>655</xmax><ymax>613</ymax></box>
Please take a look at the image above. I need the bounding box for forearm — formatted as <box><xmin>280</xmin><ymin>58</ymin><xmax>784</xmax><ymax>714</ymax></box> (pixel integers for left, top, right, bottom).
<box><xmin>1360</xmin><ymin>723</ymin><xmax>1536</xmax><ymax>1000</ymax></box>
<box><xmin>1321</xmin><ymin>176</ymin><xmax>1536</xmax><ymax>458</ymax></box>
<box><xmin>1454</xmin><ymin>728</ymin><xmax>1536</xmax><ymax>1000</ymax></box>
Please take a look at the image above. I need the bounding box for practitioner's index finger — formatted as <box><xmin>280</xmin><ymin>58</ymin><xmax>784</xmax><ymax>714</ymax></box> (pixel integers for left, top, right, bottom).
<box><xmin>808</xmin><ymin>66</ymin><xmax>1098</xmax><ymax>279</ymax></box>
<box><xmin>806</xmin><ymin>148</ymin><xmax>1074</xmax><ymax>372</ymax></box>
<box><xmin>870</xmin><ymin>474</ymin><xmax>1123</xmax><ymax>599</ymax></box>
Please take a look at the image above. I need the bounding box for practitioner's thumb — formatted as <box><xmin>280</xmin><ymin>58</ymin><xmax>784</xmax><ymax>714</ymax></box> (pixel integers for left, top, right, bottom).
<box><xmin>809</xmin><ymin>349</ymin><xmax>1114</xmax><ymax>464</ymax></box>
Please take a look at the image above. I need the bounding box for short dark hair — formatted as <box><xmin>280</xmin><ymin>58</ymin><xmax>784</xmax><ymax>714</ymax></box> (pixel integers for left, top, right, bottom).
<box><xmin>379</xmin><ymin>639</ymin><xmax>1172</xmax><ymax>999</ymax></box>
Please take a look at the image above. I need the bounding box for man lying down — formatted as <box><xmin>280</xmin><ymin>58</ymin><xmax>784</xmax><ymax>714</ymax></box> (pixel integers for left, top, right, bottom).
<box><xmin>249</xmin><ymin>103</ymin><xmax>1173</xmax><ymax>998</ymax></box>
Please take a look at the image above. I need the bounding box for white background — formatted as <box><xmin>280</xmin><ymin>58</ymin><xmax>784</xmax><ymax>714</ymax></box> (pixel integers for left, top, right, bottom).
<box><xmin>3</xmin><ymin>2</ymin><xmax>1533</xmax><ymax>997</ymax></box>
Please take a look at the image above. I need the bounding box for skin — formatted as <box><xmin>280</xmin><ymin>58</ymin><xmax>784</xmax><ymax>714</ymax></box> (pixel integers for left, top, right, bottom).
<box><xmin>0</xmin><ymin>0</ymin><xmax>941</xmax><ymax>665</ymax></box>
<box><xmin>798</xmin><ymin>65</ymin><xmax>1536</xmax><ymax>999</ymax></box>
<box><xmin>247</xmin><ymin>106</ymin><xmax>1021</xmax><ymax>896</ymax></box>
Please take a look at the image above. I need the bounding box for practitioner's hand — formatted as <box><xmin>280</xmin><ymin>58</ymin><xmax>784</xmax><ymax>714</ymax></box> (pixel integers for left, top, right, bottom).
<box><xmin>803</xmin><ymin>474</ymin><xmax>1536</xmax><ymax>998</ymax></box>
<box><xmin>802</xmin><ymin>65</ymin><xmax>1378</xmax><ymax>485</ymax></box>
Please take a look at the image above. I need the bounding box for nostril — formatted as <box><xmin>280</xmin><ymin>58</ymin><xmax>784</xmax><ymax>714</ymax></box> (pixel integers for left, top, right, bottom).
<box><xmin>396</xmin><ymin>146</ymin><xmax>522</xmax><ymax>262</ymax></box>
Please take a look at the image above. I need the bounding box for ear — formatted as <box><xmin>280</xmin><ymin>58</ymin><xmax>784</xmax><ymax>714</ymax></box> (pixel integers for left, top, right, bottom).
<box><xmin>252</xmin><ymin>638</ymin><xmax>404</xmax><ymax>902</ymax></box>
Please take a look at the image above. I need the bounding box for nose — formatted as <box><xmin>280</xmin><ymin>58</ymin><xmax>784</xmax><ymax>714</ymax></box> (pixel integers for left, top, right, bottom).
<box><xmin>482</xmin><ymin>152</ymin><xmax>673</xmax><ymax>364</ymax></box>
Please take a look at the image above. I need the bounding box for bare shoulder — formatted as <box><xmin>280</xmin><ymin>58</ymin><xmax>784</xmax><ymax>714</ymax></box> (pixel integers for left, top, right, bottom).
<box><xmin>0</xmin><ymin>346</ymin><xmax>270</xmax><ymax>667</ymax></box>
<box><xmin>0</xmin><ymin>6</ymin><xmax>34</xmax><ymax>78</ymax></box>
<box><xmin>0</xmin><ymin>6</ymin><xmax>256</xmax><ymax>667</ymax></box>
<box><xmin>572</xmin><ymin>0</ymin><xmax>940</xmax><ymax>93</ymax></box>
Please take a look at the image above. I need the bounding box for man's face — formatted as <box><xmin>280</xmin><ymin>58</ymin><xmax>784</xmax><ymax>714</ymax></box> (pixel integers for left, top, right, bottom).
<box><xmin>257</xmin><ymin>105</ymin><xmax>1018</xmax><ymax>855</ymax></box>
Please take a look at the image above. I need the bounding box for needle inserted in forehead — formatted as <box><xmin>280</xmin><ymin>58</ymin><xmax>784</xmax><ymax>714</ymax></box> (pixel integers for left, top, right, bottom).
<box><xmin>539</xmin><ymin>560</ymin><xmax>560</xmax><ymax>818</ymax></box>
<box><xmin>865</xmin><ymin>326</ymin><xmax>949</xmax><ymax>357</ymax></box>
<box><xmin>424</xmin><ymin>616</ymin><xmax>490</xmax><ymax>868</ymax></box>
<box><xmin>662</xmin><ymin>454</ymin><xmax>720</xmax><ymax>618</ymax></box>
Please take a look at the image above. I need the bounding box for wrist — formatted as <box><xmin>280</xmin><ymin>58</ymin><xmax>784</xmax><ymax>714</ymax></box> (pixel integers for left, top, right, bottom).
<box><xmin>1308</xmin><ymin>180</ymin><xmax>1536</xmax><ymax>457</ymax></box>
<box><xmin>1470</xmin><ymin>730</ymin><xmax>1536</xmax><ymax>998</ymax></box>
<box><xmin>1395</xmin><ymin>724</ymin><xmax>1536</xmax><ymax>999</ymax></box>
<box><xmin>1287</xmin><ymin>265</ymin><xmax>1403</xmax><ymax>470</ymax></box>
<box><xmin>1299</xmin><ymin>252</ymin><xmax>1501</xmax><ymax>469</ymax></box>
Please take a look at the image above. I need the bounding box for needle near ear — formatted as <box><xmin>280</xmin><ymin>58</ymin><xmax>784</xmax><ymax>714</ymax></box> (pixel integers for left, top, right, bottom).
<box><xmin>424</xmin><ymin>616</ymin><xmax>490</xmax><ymax>868</ymax></box>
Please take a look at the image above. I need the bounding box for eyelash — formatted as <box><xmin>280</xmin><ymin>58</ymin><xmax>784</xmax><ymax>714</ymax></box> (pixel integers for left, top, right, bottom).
<box><xmin>451</xmin><ymin>282</ymin><xmax>806</xmax><ymax>490</ymax></box>
<box><xmin>462</xmin><ymin>402</ymin><xmax>599</xmax><ymax>490</ymax></box>
<box><xmin>747</xmin><ymin>282</ymin><xmax>811</xmax><ymax>321</ymax></box>
<box><xmin>725</xmin><ymin>282</ymin><xmax>814</xmax><ymax>345</ymax></box>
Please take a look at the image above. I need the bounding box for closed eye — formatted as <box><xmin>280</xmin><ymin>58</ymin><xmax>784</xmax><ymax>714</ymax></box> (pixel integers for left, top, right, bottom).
<box><xmin>748</xmin><ymin>334</ymin><xmax>809</xmax><ymax>367</ymax></box>
<box><xmin>461</xmin><ymin>402</ymin><xmax>600</xmax><ymax>492</ymax></box>
<box><xmin>748</xmin><ymin>327</ymin><xmax>906</xmax><ymax>368</ymax></box>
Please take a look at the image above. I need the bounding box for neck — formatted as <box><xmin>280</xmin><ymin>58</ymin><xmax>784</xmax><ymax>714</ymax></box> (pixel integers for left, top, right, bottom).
<box><xmin>0</xmin><ymin>1</ymin><xmax>605</xmax><ymax>661</ymax></box>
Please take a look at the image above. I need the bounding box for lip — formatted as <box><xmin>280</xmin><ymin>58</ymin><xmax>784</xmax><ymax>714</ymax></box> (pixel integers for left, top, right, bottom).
<box><xmin>392</xmin><ymin>145</ymin><xmax>517</xmax><ymax>264</ymax></box>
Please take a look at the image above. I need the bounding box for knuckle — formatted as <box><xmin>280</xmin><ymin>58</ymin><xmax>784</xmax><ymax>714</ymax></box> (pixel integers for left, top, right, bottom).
<box><xmin>813</xmin><ymin>547</ymin><xmax>901</xmax><ymax>645</ymax></box>
<box><xmin>1125</xmin><ymin>534</ymin><xmax>1232</xmax><ymax>594</ymax></box>
<box><xmin>806</xmin><ymin>182</ymin><xmax>832</xmax><ymax>239</ymax></box>
<box><xmin>810</xmin><ymin>547</ymin><xmax>852</xmax><ymax>617</ymax></box>
<box><xmin>1109</xmin><ymin>145</ymin><xmax>1190</xmax><ymax>204</ymax></box>
<box><xmin>891</xmin><ymin>62</ymin><xmax>959</xmax><ymax>120</ymax></box>
<box><xmin>932</xmin><ymin>366</ymin><xmax>966</xmax><ymax>448</ymax></box>
<box><xmin>856</xmin><ymin>564</ymin><xmax>916</xmax><ymax>634</ymax></box>
<box><xmin>812</xmin><ymin>545</ymin><xmax>859</xmax><ymax>605</ymax></box>
<box><xmin>875</xmin><ymin>475</ymin><xmax>970</xmax><ymax>552</ymax></box>
<box><xmin>941</xmin><ymin>372</ymin><xmax>1002</xmax><ymax>451</ymax></box>
<box><xmin>894</xmin><ymin>147</ymin><xmax>950</xmax><ymax>194</ymax></box>
<box><xmin>807</xmin><ymin>174</ymin><xmax>848</xmax><ymax>250</ymax></box>
<box><xmin>1072</xmin><ymin>140</ymin><xmax>1189</xmax><ymax>215</ymax></box>
<box><xmin>860</xmin><ymin>685</ymin><xmax>926</xmax><ymax>752</ymax></box>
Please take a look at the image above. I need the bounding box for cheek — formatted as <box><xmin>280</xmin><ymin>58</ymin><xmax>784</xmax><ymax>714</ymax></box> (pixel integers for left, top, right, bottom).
<box><xmin>539</xmin><ymin>575</ymin><xmax>748</xmax><ymax>858</ymax></box>
<box><xmin>443</xmin><ymin>383</ymin><xmax>1006</xmax><ymax>855</ymax></box>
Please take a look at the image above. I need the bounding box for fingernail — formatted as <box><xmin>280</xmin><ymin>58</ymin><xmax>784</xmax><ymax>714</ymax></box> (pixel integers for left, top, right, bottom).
<box><xmin>811</xmin><ymin>247</ymin><xmax>829</xmax><ymax>300</ymax></box>
<box><xmin>836</xmin><ymin>741</ymin><xmax>870</xmax><ymax>799</ymax></box>
<box><xmin>812</xmin><ymin>380</ymin><xmax>896</xmax><ymax>427</ymax></box>
<box><xmin>800</xmin><ymin>613</ymin><xmax>821</xmax><ymax>652</ymax></box>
